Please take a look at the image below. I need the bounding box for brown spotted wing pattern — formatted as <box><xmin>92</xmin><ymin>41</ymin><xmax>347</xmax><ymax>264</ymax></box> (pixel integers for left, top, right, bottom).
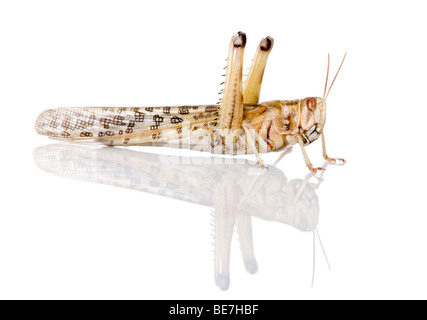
<box><xmin>35</xmin><ymin>106</ymin><xmax>220</xmax><ymax>146</ymax></box>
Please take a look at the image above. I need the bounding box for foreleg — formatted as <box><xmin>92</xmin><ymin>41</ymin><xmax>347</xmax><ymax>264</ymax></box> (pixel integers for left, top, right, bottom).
<box><xmin>321</xmin><ymin>132</ymin><xmax>346</xmax><ymax>164</ymax></box>
<box><xmin>297</xmin><ymin>135</ymin><xmax>324</xmax><ymax>173</ymax></box>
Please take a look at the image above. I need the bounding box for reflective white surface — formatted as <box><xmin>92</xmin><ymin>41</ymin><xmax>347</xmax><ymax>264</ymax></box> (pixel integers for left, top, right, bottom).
<box><xmin>33</xmin><ymin>144</ymin><xmax>330</xmax><ymax>291</ymax></box>
<box><xmin>1</xmin><ymin>0</ymin><xmax>427</xmax><ymax>299</ymax></box>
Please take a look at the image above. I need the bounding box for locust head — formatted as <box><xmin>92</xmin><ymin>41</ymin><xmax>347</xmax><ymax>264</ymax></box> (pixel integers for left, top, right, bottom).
<box><xmin>297</xmin><ymin>53</ymin><xmax>346</xmax><ymax>145</ymax></box>
<box><xmin>299</xmin><ymin>97</ymin><xmax>326</xmax><ymax>144</ymax></box>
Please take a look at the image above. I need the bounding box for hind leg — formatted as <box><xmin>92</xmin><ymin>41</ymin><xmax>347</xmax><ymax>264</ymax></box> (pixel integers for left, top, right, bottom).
<box><xmin>243</xmin><ymin>36</ymin><xmax>274</xmax><ymax>105</ymax></box>
<box><xmin>218</xmin><ymin>32</ymin><xmax>246</xmax><ymax>132</ymax></box>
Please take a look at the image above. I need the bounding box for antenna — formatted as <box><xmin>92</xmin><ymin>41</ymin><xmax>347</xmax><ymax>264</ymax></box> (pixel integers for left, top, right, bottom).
<box><xmin>323</xmin><ymin>54</ymin><xmax>330</xmax><ymax>99</ymax></box>
<box><xmin>316</xmin><ymin>227</ymin><xmax>331</xmax><ymax>271</ymax></box>
<box><xmin>312</xmin><ymin>230</ymin><xmax>316</xmax><ymax>287</ymax></box>
<box><xmin>324</xmin><ymin>52</ymin><xmax>347</xmax><ymax>100</ymax></box>
<box><xmin>311</xmin><ymin>228</ymin><xmax>331</xmax><ymax>287</ymax></box>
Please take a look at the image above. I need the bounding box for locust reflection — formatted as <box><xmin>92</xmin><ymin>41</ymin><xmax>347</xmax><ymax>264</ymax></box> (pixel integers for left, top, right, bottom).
<box><xmin>34</xmin><ymin>145</ymin><xmax>329</xmax><ymax>290</ymax></box>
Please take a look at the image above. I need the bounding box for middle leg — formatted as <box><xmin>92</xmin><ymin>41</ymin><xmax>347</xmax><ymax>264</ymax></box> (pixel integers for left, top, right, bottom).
<box><xmin>243</xmin><ymin>121</ymin><xmax>267</xmax><ymax>169</ymax></box>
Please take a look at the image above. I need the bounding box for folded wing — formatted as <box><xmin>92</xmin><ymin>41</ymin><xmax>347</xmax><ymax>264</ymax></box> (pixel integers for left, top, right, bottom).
<box><xmin>35</xmin><ymin>105</ymin><xmax>220</xmax><ymax>146</ymax></box>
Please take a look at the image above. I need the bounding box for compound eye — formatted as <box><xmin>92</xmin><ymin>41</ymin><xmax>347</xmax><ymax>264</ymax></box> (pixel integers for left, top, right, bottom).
<box><xmin>307</xmin><ymin>98</ymin><xmax>317</xmax><ymax>111</ymax></box>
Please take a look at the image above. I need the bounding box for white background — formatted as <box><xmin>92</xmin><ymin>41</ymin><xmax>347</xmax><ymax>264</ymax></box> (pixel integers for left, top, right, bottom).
<box><xmin>1</xmin><ymin>0</ymin><xmax>426</xmax><ymax>300</ymax></box>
